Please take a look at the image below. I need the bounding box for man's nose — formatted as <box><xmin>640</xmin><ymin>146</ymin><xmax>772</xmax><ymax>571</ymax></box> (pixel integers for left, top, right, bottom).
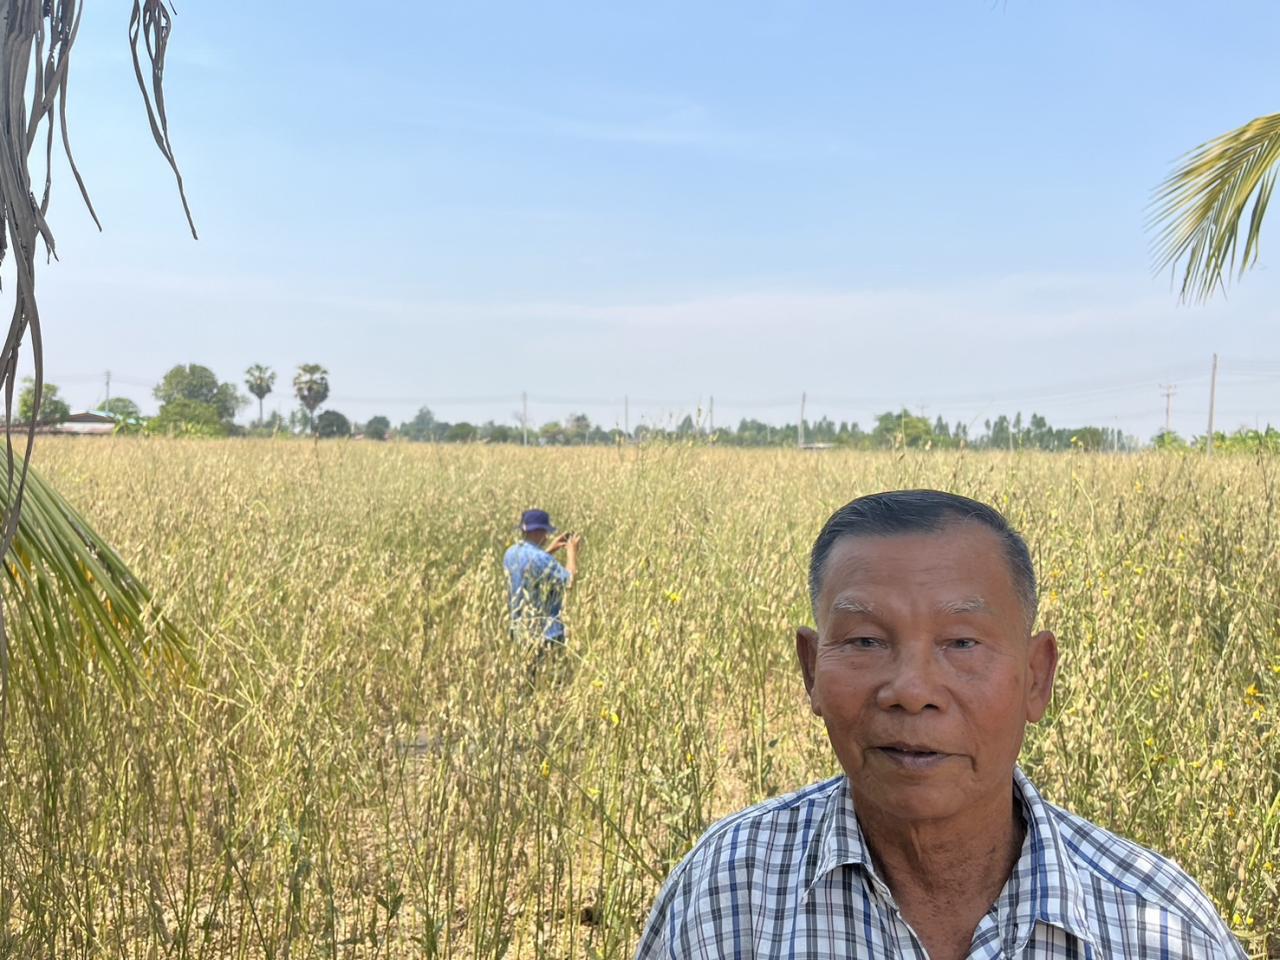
<box><xmin>875</xmin><ymin>643</ymin><xmax>946</xmax><ymax>713</ymax></box>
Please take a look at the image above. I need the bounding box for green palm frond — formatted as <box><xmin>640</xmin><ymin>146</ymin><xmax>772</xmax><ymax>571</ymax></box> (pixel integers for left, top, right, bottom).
<box><xmin>1150</xmin><ymin>113</ymin><xmax>1280</xmax><ymax>303</ymax></box>
<box><xmin>1</xmin><ymin>462</ymin><xmax>187</xmax><ymax>710</ymax></box>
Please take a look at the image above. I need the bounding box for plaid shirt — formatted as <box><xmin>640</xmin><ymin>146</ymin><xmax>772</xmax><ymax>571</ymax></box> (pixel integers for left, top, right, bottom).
<box><xmin>636</xmin><ymin>768</ymin><xmax>1246</xmax><ymax>959</ymax></box>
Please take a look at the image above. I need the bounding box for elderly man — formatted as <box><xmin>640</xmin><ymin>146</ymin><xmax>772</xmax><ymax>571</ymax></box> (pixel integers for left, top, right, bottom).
<box><xmin>636</xmin><ymin>490</ymin><xmax>1244</xmax><ymax>959</ymax></box>
<box><xmin>505</xmin><ymin>508</ymin><xmax>581</xmax><ymax>648</ymax></box>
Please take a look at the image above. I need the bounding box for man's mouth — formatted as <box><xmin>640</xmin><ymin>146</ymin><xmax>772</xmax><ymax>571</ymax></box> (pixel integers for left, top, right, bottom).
<box><xmin>874</xmin><ymin>743</ymin><xmax>950</xmax><ymax>769</ymax></box>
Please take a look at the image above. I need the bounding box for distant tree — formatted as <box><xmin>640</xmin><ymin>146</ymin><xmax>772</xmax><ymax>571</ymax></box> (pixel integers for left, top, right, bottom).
<box><xmin>145</xmin><ymin>398</ymin><xmax>230</xmax><ymax>437</ymax></box>
<box><xmin>315</xmin><ymin>410</ymin><xmax>351</xmax><ymax>438</ymax></box>
<box><xmin>872</xmin><ymin>409</ymin><xmax>934</xmax><ymax>449</ymax></box>
<box><xmin>399</xmin><ymin>407</ymin><xmax>439</xmax><ymax>442</ymax></box>
<box><xmin>479</xmin><ymin>421</ymin><xmax>518</xmax><ymax>444</ymax></box>
<box><xmin>985</xmin><ymin>414</ymin><xmax>1013</xmax><ymax>451</ymax></box>
<box><xmin>18</xmin><ymin>379</ymin><xmax>71</xmax><ymax>423</ymax></box>
<box><xmin>564</xmin><ymin>413</ymin><xmax>592</xmax><ymax>445</ymax></box>
<box><xmin>293</xmin><ymin>364</ymin><xmax>330</xmax><ymax>434</ymax></box>
<box><xmin>245</xmin><ymin>364</ymin><xmax>276</xmax><ymax>424</ymax></box>
<box><xmin>98</xmin><ymin>397</ymin><xmax>141</xmax><ymax>421</ymax></box>
<box><xmin>443</xmin><ymin>421</ymin><xmax>476</xmax><ymax>442</ymax></box>
<box><xmin>734</xmin><ymin>418</ymin><xmax>770</xmax><ymax>446</ymax></box>
<box><xmin>1027</xmin><ymin>413</ymin><xmax>1052</xmax><ymax>449</ymax></box>
<box><xmin>539</xmin><ymin>421</ymin><xmax>565</xmax><ymax>445</ymax></box>
<box><xmin>1069</xmin><ymin>427</ymin><xmax>1108</xmax><ymax>452</ymax></box>
<box><xmin>250</xmin><ymin>411</ymin><xmax>289</xmax><ymax>436</ymax></box>
<box><xmin>155</xmin><ymin>364</ymin><xmax>243</xmax><ymax>422</ymax></box>
<box><xmin>364</xmin><ymin>415</ymin><xmax>391</xmax><ymax>441</ymax></box>
<box><xmin>1209</xmin><ymin>426</ymin><xmax>1280</xmax><ymax>453</ymax></box>
<box><xmin>1153</xmin><ymin>429</ymin><xmax>1189</xmax><ymax>451</ymax></box>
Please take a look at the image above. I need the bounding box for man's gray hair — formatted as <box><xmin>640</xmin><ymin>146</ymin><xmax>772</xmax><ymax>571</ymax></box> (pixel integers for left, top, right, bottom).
<box><xmin>808</xmin><ymin>489</ymin><xmax>1038</xmax><ymax>629</ymax></box>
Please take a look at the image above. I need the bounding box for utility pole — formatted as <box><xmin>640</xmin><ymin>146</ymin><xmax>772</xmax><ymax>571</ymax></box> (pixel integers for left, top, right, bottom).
<box><xmin>1206</xmin><ymin>354</ymin><xmax>1218</xmax><ymax>455</ymax></box>
<box><xmin>1159</xmin><ymin>383</ymin><xmax>1176</xmax><ymax>435</ymax></box>
<box><xmin>623</xmin><ymin>394</ymin><xmax>629</xmax><ymax>438</ymax></box>
<box><xmin>799</xmin><ymin>392</ymin><xmax>807</xmax><ymax>449</ymax></box>
<box><xmin>708</xmin><ymin>395</ymin><xmax>714</xmax><ymax>434</ymax></box>
<box><xmin>104</xmin><ymin>369</ymin><xmax>111</xmax><ymax>406</ymax></box>
<box><xmin>521</xmin><ymin>391</ymin><xmax>528</xmax><ymax>446</ymax></box>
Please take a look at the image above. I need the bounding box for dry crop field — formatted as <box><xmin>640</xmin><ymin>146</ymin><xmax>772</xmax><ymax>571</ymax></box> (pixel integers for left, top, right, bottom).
<box><xmin>1</xmin><ymin>439</ymin><xmax>1276</xmax><ymax>958</ymax></box>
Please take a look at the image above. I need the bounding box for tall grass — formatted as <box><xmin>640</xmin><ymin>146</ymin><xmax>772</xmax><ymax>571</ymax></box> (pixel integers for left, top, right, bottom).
<box><xmin>1</xmin><ymin>440</ymin><xmax>1275</xmax><ymax>957</ymax></box>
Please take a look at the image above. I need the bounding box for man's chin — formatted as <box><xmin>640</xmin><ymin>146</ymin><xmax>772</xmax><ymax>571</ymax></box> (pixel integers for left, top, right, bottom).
<box><xmin>851</xmin><ymin>781</ymin><xmax>965</xmax><ymax>824</ymax></box>
<box><xmin>846</xmin><ymin>761</ymin><xmax>970</xmax><ymax>822</ymax></box>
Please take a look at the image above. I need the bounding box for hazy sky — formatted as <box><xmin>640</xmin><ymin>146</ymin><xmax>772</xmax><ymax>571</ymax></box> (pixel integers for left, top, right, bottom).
<box><xmin>15</xmin><ymin>0</ymin><xmax>1280</xmax><ymax>439</ymax></box>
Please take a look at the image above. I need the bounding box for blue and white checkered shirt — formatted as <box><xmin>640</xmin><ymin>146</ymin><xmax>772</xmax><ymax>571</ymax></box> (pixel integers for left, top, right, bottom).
<box><xmin>636</xmin><ymin>768</ymin><xmax>1246</xmax><ymax>959</ymax></box>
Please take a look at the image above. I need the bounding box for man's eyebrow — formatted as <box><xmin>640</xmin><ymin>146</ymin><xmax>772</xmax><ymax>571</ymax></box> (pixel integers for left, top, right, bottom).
<box><xmin>831</xmin><ymin>597</ymin><xmax>876</xmax><ymax>615</ymax></box>
<box><xmin>937</xmin><ymin>596</ymin><xmax>990</xmax><ymax>615</ymax></box>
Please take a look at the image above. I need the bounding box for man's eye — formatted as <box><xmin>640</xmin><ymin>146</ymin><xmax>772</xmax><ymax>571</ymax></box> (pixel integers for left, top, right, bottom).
<box><xmin>948</xmin><ymin>638</ymin><xmax>979</xmax><ymax>650</ymax></box>
<box><xmin>846</xmin><ymin>636</ymin><xmax>883</xmax><ymax>649</ymax></box>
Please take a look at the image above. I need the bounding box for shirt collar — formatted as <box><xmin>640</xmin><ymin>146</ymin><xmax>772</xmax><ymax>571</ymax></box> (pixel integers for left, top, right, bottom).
<box><xmin>802</xmin><ymin>767</ymin><xmax>1097</xmax><ymax>950</ymax></box>
<box><xmin>1011</xmin><ymin>767</ymin><xmax>1097</xmax><ymax>950</ymax></box>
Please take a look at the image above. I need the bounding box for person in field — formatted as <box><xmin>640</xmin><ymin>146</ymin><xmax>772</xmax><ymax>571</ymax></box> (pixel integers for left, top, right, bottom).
<box><xmin>504</xmin><ymin>508</ymin><xmax>581</xmax><ymax>650</ymax></box>
<box><xmin>636</xmin><ymin>490</ymin><xmax>1245</xmax><ymax>960</ymax></box>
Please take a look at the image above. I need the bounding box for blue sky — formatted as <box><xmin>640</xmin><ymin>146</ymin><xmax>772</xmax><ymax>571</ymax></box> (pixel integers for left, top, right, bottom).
<box><xmin>18</xmin><ymin>0</ymin><xmax>1280</xmax><ymax>438</ymax></box>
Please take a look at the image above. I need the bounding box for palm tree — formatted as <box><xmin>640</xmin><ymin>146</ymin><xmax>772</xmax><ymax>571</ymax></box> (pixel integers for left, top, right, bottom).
<box><xmin>245</xmin><ymin>364</ymin><xmax>277</xmax><ymax>425</ymax></box>
<box><xmin>0</xmin><ymin>2</ymin><xmax>192</xmax><ymax>719</ymax></box>
<box><xmin>293</xmin><ymin>364</ymin><xmax>331</xmax><ymax>434</ymax></box>
<box><xmin>1150</xmin><ymin>113</ymin><xmax>1280</xmax><ymax>303</ymax></box>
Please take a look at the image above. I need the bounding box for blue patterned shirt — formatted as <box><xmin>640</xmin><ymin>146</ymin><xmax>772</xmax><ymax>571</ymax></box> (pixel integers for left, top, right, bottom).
<box><xmin>503</xmin><ymin>540</ymin><xmax>571</xmax><ymax>642</ymax></box>
<box><xmin>636</xmin><ymin>768</ymin><xmax>1246</xmax><ymax>959</ymax></box>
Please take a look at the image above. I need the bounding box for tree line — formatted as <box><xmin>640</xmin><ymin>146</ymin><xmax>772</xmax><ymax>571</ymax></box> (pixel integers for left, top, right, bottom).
<box><xmin>18</xmin><ymin>364</ymin><xmax>1277</xmax><ymax>453</ymax></box>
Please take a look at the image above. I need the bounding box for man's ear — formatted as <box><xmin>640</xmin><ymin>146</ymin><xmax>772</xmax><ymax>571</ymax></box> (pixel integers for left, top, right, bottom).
<box><xmin>796</xmin><ymin>626</ymin><xmax>821</xmax><ymax>716</ymax></box>
<box><xmin>1025</xmin><ymin>630</ymin><xmax>1059</xmax><ymax>723</ymax></box>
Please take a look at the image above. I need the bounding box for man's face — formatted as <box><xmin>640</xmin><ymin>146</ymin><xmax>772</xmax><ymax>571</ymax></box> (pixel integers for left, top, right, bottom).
<box><xmin>796</xmin><ymin>523</ymin><xmax>1057</xmax><ymax>824</ymax></box>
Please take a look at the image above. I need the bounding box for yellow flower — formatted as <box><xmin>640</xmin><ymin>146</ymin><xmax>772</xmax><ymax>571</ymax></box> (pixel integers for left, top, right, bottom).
<box><xmin>540</xmin><ymin>760</ymin><xmax>551</xmax><ymax>779</ymax></box>
<box><xmin>666</xmin><ymin>591</ymin><xmax>682</xmax><ymax>604</ymax></box>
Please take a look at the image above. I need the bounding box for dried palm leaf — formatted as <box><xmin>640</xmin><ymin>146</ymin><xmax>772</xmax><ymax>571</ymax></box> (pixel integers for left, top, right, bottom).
<box><xmin>0</xmin><ymin>0</ymin><xmax>195</xmax><ymax>732</ymax></box>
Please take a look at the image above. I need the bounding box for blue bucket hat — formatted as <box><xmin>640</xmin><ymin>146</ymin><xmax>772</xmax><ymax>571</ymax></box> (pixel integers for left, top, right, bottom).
<box><xmin>521</xmin><ymin>508</ymin><xmax>556</xmax><ymax>533</ymax></box>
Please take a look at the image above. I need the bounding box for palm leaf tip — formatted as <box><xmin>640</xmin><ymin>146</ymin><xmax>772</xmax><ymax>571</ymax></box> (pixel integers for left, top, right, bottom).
<box><xmin>1</xmin><ymin>463</ymin><xmax>189</xmax><ymax>697</ymax></box>
<box><xmin>1149</xmin><ymin>112</ymin><xmax>1280</xmax><ymax>303</ymax></box>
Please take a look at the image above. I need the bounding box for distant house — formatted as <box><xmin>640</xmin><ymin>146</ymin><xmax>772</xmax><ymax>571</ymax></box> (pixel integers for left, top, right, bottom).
<box><xmin>23</xmin><ymin>411</ymin><xmax>117</xmax><ymax>437</ymax></box>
